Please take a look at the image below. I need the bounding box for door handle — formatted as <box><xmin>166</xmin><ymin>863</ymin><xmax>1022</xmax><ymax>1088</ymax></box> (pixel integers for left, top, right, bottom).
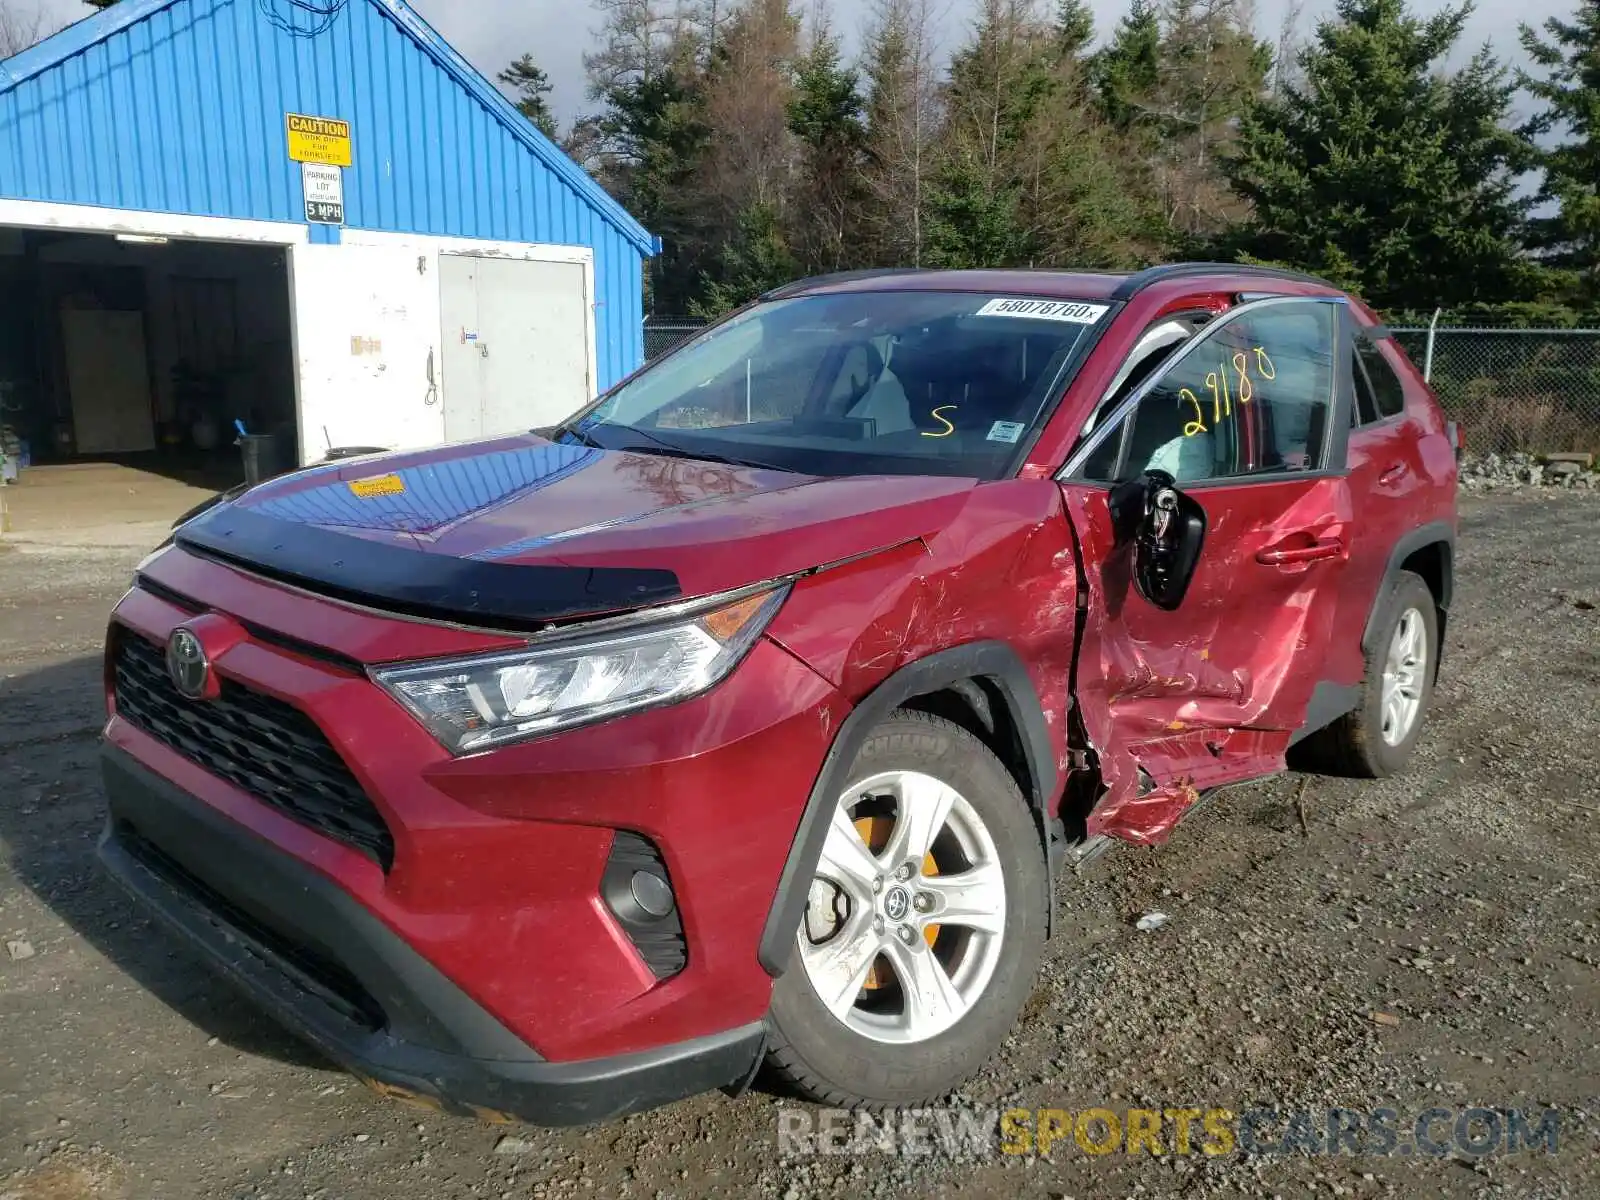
<box><xmin>1379</xmin><ymin>462</ymin><xmax>1410</xmax><ymax>486</ymax></box>
<box><xmin>1257</xmin><ymin>538</ymin><xmax>1345</xmax><ymax>566</ymax></box>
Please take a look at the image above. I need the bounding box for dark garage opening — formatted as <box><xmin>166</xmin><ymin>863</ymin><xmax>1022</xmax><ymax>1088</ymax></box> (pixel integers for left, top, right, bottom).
<box><xmin>0</xmin><ymin>228</ymin><xmax>297</xmax><ymax>491</ymax></box>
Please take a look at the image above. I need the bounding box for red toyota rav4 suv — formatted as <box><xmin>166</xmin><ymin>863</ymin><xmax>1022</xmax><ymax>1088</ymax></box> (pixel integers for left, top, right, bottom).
<box><xmin>100</xmin><ymin>265</ymin><xmax>1457</xmax><ymax>1125</ymax></box>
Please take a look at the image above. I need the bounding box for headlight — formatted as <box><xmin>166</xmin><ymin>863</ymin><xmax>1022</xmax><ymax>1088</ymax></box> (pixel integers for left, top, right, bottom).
<box><xmin>372</xmin><ymin>585</ymin><xmax>789</xmax><ymax>754</ymax></box>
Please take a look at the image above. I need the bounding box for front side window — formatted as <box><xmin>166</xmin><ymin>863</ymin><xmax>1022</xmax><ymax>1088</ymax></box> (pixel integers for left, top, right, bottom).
<box><xmin>574</xmin><ymin>292</ymin><xmax>1110</xmax><ymax>479</ymax></box>
<box><xmin>1082</xmin><ymin>301</ymin><xmax>1338</xmax><ymax>483</ymax></box>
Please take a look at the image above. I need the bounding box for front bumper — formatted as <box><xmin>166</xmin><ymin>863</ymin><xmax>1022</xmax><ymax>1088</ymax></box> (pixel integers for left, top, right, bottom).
<box><xmin>99</xmin><ymin>746</ymin><xmax>766</xmax><ymax>1126</ymax></box>
<box><xmin>112</xmin><ymin>554</ymin><xmax>843</xmax><ymax>1061</ymax></box>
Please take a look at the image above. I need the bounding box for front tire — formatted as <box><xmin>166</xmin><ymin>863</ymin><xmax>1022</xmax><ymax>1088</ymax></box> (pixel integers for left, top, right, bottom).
<box><xmin>764</xmin><ymin>711</ymin><xmax>1049</xmax><ymax>1109</ymax></box>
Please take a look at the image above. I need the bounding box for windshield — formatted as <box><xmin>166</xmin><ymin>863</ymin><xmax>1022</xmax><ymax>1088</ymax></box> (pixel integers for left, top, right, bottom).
<box><xmin>568</xmin><ymin>291</ymin><xmax>1110</xmax><ymax>479</ymax></box>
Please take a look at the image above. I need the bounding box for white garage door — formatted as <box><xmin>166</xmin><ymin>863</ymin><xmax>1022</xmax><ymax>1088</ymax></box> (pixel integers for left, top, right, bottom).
<box><xmin>439</xmin><ymin>255</ymin><xmax>592</xmax><ymax>442</ymax></box>
<box><xmin>289</xmin><ymin>242</ymin><xmax>444</xmax><ymax>459</ymax></box>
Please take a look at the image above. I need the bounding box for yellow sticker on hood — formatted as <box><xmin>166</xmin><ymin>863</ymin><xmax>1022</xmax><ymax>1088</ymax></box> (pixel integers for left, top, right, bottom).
<box><xmin>349</xmin><ymin>474</ymin><xmax>405</xmax><ymax>498</ymax></box>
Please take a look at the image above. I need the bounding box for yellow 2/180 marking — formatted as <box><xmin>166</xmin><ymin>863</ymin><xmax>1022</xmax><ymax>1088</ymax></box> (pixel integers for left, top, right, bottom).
<box><xmin>1183</xmin><ymin>346</ymin><xmax>1276</xmax><ymax>437</ymax></box>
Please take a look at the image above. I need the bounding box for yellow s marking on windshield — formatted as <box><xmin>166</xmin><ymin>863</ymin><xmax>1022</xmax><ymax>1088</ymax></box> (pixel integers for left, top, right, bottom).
<box><xmin>922</xmin><ymin>406</ymin><xmax>958</xmax><ymax>438</ymax></box>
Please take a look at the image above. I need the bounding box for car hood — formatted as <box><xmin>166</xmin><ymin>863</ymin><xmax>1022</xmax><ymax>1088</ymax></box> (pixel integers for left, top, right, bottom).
<box><xmin>175</xmin><ymin>435</ymin><xmax>978</xmax><ymax>627</ymax></box>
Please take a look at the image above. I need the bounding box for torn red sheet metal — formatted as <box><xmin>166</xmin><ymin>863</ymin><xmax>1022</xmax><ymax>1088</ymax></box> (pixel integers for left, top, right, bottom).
<box><xmin>765</xmin><ymin>478</ymin><xmax>1084</xmax><ymax>782</ymax></box>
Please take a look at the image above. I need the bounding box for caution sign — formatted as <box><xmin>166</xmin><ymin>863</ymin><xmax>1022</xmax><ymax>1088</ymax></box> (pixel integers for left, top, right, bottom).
<box><xmin>286</xmin><ymin>113</ymin><xmax>352</xmax><ymax>167</ymax></box>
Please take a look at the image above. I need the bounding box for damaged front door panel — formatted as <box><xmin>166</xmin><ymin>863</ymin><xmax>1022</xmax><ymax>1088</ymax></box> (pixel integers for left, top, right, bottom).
<box><xmin>1060</xmin><ymin>475</ymin><xmax>1354</xmax><ymax>844</ymax></box>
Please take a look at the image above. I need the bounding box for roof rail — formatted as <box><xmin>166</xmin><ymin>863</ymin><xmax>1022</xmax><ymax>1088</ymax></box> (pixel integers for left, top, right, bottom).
<box><xmin>761</xmin><ymin>268</ymin><xmax>931</xmax><ymax>301</ymax></box>
<box><xmin>1110</xmin><ymin>262</ymin><xmax>1337</xmax><ymax>300</ymax></box>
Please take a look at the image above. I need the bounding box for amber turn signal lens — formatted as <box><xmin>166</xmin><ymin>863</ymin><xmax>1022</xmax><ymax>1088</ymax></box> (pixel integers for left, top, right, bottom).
<box><xmin>702</xmin><ymin>592</ymin><xmax>771</xmax><ymax>641</ymax></box>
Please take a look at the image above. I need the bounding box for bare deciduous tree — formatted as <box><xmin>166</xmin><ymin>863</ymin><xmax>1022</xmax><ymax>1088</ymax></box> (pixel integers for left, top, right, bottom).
<box><xmin>1140</xmin><ymin>0</ymin><xmax>1268</xmax><ymax>236</ymax></box>
<box><xmin>0</xmin><ymin>0</ymin><xmax>50</xmax><ymax>59</ymax></box>
<box><xmin>1270</xmin><ymin>0</ymin><xmax>1307</xmax><ymax>100</ymax></box>
<box><xmin>858</xmin><ymin>0</ymin><xmax>942</xmax><ymax>266</ymax></box>
<box><xmin>585</xmin><ymin>0</ymin><xmax>701</xmax><ymax>98</ymax></box>
<box><xmin>696</xmin><ymin>0</ymin><xmax>802</xmax><ymax>220</ymax></box>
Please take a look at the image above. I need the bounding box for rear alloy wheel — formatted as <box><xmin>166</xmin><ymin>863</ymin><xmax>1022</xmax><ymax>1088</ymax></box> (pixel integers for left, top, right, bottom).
<box><xmin>1301</xmin><ymin>569</ymin><xmax>1439</xmax><ymax>778</ymax></box>
<box><xmin>1379</xmin><ymin>606</ymin><xmax>1429</xmax><ymax>747</ymax></box>
<box><xmin>765</xmin><ymin>711</ymin><xmax>1048</xmax><ymax>1109</ymax></box>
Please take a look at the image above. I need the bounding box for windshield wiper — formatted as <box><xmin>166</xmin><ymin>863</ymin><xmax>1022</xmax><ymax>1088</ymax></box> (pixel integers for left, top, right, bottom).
<box><xmin>617</xmin><ymin>425</ymin><xmax>796</xmax><ymax>473</ymax></box>
<box><xmin>552</xmin><ymin>420</ymin><xmax>604</xmax><ymax>448</ymax></box>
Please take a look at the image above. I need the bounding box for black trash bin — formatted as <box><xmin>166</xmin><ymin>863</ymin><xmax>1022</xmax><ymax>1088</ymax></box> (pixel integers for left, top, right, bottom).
<box><xmin>239</xmin><ymin>434</ymin><xmax>283</xmax><ymax>485</ymax></box>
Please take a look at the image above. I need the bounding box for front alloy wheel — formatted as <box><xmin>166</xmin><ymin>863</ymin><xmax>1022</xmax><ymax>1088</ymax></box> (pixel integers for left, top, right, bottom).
<box><xmin>797</xmin><ymin>770</ymin><xmax>1008</xmax><ymax>1044</ymax></box>
<box><xmin>765</xmin><ymin>711</ymin><xmax>1048</xmax><ymax>1109</ymax></box>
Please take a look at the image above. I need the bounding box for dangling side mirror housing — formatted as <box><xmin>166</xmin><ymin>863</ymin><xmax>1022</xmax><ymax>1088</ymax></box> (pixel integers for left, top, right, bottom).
<box><xmin>1109</xmin><ymin>470</ymin><xmax>1208</xmax><ymax>611</ymax></box>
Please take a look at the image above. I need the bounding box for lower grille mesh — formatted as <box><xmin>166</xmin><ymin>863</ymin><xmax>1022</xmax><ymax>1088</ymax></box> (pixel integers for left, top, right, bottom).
<box><xmin>112</xmin><ymin>629</ymin><xmax>395</xmax><ymax>869</ymax></box>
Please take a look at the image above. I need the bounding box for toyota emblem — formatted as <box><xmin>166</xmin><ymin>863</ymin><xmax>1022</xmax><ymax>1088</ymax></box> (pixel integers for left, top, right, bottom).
<box><xmin>166</xmin><ymin>627</ymin><xmax>210</xmax><ymax>700</ymax></box>
<box><xmin>883</xmin><ymin>886</ymin><xmax>910</xmax><ymax>922</ymax></box>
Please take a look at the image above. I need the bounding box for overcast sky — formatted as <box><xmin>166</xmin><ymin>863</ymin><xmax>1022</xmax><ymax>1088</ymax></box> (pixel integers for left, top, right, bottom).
<box><xmin>22</xmin><ymin>0</ymin><xmax>1571</xmax><ymax>124</ymax></box>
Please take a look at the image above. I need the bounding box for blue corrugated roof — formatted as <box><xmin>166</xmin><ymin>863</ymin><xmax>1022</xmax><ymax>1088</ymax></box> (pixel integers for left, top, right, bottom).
<box><xmin>0</xmin><ymin>0</ymin><xmax>658</xmax><ymax>256</ymax></box>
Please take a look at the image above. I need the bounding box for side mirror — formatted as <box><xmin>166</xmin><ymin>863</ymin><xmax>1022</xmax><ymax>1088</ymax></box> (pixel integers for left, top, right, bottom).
<box><xmin>1131</xmin><ymin>470</ymin><xmax>1207</xmax><ymax>611</ymax></box>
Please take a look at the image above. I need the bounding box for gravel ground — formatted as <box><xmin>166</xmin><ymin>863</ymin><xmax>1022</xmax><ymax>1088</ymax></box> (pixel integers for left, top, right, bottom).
<box><xmin>1</xmin><ymin>488</ymin><xmax>1597</xmax><ymax>1200</ymax></box>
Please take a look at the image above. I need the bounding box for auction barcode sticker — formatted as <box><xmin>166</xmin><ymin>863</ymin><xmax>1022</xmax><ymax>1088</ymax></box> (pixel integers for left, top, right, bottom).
<box><xmin>974</xmin><ymin>298</ymin><xmax>1109</xmax><ymax>324</ymax></box>
<box><xmin>349</xmin><ymin>474</ymin><xmax>405</xmax><ymax>499</ymax></box>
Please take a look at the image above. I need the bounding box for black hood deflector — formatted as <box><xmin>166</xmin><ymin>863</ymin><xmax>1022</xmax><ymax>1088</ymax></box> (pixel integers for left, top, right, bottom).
<box><xmin>175</xmin><ymin>505</ymin><xmax>683</xmax><ymax>630</ymax></box>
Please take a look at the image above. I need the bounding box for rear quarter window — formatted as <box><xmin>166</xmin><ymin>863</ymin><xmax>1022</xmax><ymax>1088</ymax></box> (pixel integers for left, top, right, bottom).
<box><xmin>1355</xmin><ymin>337</ymin><xmax>1407</xmax><ymax>420</ymax></box>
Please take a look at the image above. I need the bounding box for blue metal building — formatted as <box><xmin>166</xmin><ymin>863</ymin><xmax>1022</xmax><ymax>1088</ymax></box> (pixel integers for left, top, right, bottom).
<box><xmin>0</xmin><ymin>0</ymin><xmax>656</xmax><ymax>468</ymax></box>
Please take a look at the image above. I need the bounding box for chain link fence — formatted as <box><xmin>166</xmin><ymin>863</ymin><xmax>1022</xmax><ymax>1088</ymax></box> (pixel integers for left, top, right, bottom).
<box><xmin>1389</xmin><ymin>327</ymin><xmax>1600</xmax><ymax>456</ymax></box>
<box><xmin>644</xmin><ymin>318</ymin><xmax>710</xmax><ymax>363</ymax></box>
<box><xmin>644</xmin><ymin>316</ymin><xmax>1600</xmax><ymax>457</ymax></box>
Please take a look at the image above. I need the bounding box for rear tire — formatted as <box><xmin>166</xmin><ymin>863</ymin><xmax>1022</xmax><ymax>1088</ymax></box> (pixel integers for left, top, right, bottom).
<box><xmin>764</xmin><ymin>711</ymin><xmax>1048</xmax><ymax>1109</ymax></box>
<box><xmin>1305</xmin><ymin>570</ymin><xmax>1438</xmax><ymax>778</ymax></box>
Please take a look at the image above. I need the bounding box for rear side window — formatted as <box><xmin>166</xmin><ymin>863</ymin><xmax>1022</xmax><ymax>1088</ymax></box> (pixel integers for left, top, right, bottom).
<box><xmin>1355</xmin><ymin>336</ymin><xmax>1406</xmax><ymax>421</ymax></box>
<box><xmin>1350</xmin><ymin>350</ymin><xmax>1376</xmax><ymax>426</ymax></box>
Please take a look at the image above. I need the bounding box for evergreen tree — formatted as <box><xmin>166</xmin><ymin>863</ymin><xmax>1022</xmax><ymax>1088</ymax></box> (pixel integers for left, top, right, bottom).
<box><xmin>597</xmin><ymin>60</ymin><xmax>714</xmax><ymax>314</ymax></box>
<box><xmin>1054</xmin><ymin>0</ymin><xmax>1095</xmax><ymax>57</ymax></box>
<box><xmin>693</xmin><ymin>202</ymin><xmax>799</xmax><ymax>315</ymax></box>
<box><xmin>498</xmin><ymin>55</ymin><xmax>559</xmax><ymax>140</ymax></box>
<box><xmin>582</xmin><ymin>0</ymin><xmax>715</xmax><ymax>313</ymax></box>
<box><xmin>928</xmin><ymin>0</ymin><xmax>1153</xmax><ymax>270</ymax></box>
<box><xmin>924</xmin><ymin>153</ymin><xmax>1030</xmax><ymax>269</ymax></box>
<box><xmin>1223</xmin><ymin>0</ymin><xmax>1537</xmax><ymax>312</ymax></box>
<box><xmin>927</xmin><ymin>0</ymin><xmax>1048</xmax><ymax>269</ymax></box>
<box><xmin>1521</xmin><ymin>1</ymin><xmax>1600</xmax><ymax>306</ymax></box>
<box><xmin>1150</xmin><ymin>0</ymin><xmax>1271</xmax><ymax>238</ymax></box>
<box><xmin>787</xmin><ymin>20</ymin><xmax>868</xmax><ymax>274</ymax></box>
<box><xmin>1095</xmin><ymin>0</ymin><xmax>1161</xmax><ymax>129</ymax></box>
<box><xmin>692</xmin><ymin>0</ymin><xmax>803</xmax><ymax>304</ymax></box>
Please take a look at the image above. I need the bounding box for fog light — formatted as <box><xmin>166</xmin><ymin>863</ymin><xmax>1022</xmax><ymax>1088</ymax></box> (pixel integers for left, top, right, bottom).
<box><xmin>601</xmin><ymin>831</ymin><xmax>686</xmax><ymax>979</ymax></box>
<box><xmin>630</xmin><ymin>870</ymin><xmax>675</xmax><ymax>918</ymax></box>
